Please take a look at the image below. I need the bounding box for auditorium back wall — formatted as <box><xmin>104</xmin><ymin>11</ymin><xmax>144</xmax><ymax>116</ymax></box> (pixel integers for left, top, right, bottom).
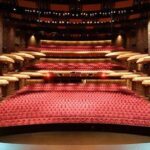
<box><xmin>126</xmin><ymin>22</ymin><xmax>149</xmax><ymax>54</ymax></box>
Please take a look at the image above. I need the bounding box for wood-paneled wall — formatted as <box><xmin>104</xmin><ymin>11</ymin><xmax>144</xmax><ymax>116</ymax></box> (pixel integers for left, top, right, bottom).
<box><xmin>126</xmin><ymin>23</ymin><xmax>148</xmax><ymax>53</ymax></box>
<box><xmin>0</xmin><ymin>15</ymin><xmax>3</xmax><ymax>53</ymax></box>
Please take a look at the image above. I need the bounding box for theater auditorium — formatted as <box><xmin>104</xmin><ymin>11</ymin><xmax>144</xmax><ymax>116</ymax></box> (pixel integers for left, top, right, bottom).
<box><xmin>0</xmin><ymin>0</ymin><xmax>150</xmax><ymax>150</ymax></box>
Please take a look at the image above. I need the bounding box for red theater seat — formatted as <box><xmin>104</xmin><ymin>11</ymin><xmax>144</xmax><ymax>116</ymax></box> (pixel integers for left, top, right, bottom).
<box><xmin>27</xmin><ymin>46</ymin><xmax>124</xmax><ymax>52</ymax></box>
<box><xmin>0</xmin><ymin>83</ymin><xmax>149</xmax><ymax>128</ymax></box>
<box><xmin>27</xmin><ymin>62</ymin><xmax>125</xmax><ymax>70</ymax></box>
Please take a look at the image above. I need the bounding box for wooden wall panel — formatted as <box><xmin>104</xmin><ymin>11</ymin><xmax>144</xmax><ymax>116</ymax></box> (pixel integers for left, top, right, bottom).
<box><xmin>148</xmin><ymin>20</ymin><xmax>150</xmax><ymax>54</ymax></box>
<box><xmin>0</xmin><ymin>15</ymin><xmax>3</xmax><ymax>53</ymax></box>
<box><xmin>82</xmin><ymin>4</ymin><xmax>101</xmax><ymax>11</ymax></box>
<box><xmin>50</xmin><ymin>4</ymin><xmax>69</xmax><ymax>11</ymax></box>
<box><xmin>126</xmin><ymin>25</ymin><xmax>148</xmax><ymax>53</ymax></box>
<box><xmin>18</xmin><ymin>0</ymin><xmax>37</xmax><ymax>9</ymax></box>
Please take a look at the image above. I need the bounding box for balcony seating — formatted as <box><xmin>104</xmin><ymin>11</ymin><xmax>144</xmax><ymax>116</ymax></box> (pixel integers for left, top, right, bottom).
<box><xmin>0</xmin><ymin>83</ymin><xmax>149</xmax><ymax>128</ymax></box>
<box><xmin>20</xmin><ymin>72</ymin><xmax>44</xmax><ymax>77</ymax></box>
<box><xmin>83</xmin><ymin>79</ymin><xmax>126</xmax><ymax>86</ymax></box>
<box><xmin>0</xmin><ymin>79</ymin><xmax>9</xmax><ymax>86</ymax></box>
<box><xmin>0</xmin><ymin>76</ymin><xmax>19</xmax><ymax>95</ymax></box>
<box><xmin>4</xmin><ymin>54</ymin><xmax>24</xmax><ymax>62</ymax></box>
<box><xmin>127</xmin><ymin>54</ymin><xmax>148</xmax><ymax>61</ymax></box>
<box><xmin>105</xmin><ymin>51</ymin><xmax>129</xmax><ymax>58</ymax></box>
<box><xmin>137</xmin><ymin>56</ymin><xmax>150</xmax><ymax>64</ymax></box>
<box><xmin>142</xmin><ymin>80</ymin><xmax>150</xmax><ymax>99</ymax></box>
<box><xmin>107</xmin><ymin>72</ymin><xmax>132</xmax><ymax>78</ymax></box>
<box><xmin>0</xmin><ymin>79</ymin><xmax>9</xmax><ymax>98</ymax></box>
<box><xmin>121</xmin><ymin>74</ymin><xmax>141</xmax><ymax>89</ymax></box>
<box><xmin>0</xmin><ymin>55</ymin><xmax>15</xmax><ymax>75</ymax></box>
<box><xmin>20</xmin><ymin>51</ymin><xmax>46</xmax><ymax>58</ymax></box>
<box><xmin>27</xmin><ymin>46</ymin><xmax>123</xmax><ymax>52</ymax></box>
<box><xmin>142</xmin><ymin>80</ymin><xmax>150</xmax><ymax>86</ymax></box>
<box><xmin>5</xmin><ymin>74</ymin><xmax>30</xmax><ymax>89</ymax></box>
<box><xmin>127</xmin><ymin>54</ymin><xmax>148</xmax><ymax>72</ymax></box>
<box><xmin>117</xmin><ymin>53</ymin><xmax>140</xmax><ymax>60</ymax></box>
<box><xmin>13</xmin><ymin>52</ymin><xmax>35</xmax><ymax>60</ymax></box>
<box><xmin>0</xmin><ymin>55</ymin><xmax>15</xmax><ymax>63</ymax></box>
<box><xmin>133</xmin><ymin>77</ymin><xmax>150</xmax><ymax>82</ymax></box>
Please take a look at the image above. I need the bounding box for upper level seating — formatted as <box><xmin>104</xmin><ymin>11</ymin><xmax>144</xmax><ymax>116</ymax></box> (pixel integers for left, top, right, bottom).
<box><xmin>27</xmin><ymin>46</ymin><xmax>124</xmax><ymax>52</ymax></box>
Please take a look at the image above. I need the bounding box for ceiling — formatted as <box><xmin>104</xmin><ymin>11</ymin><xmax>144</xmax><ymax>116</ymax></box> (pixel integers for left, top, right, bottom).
<box><xmin>0</xmin><ymin>0</ymin><xmax>149</xmax><ymax>40</ymax></box>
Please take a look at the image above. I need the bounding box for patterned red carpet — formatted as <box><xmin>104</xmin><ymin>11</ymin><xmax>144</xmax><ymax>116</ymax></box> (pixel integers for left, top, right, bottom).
<box><xmin>0</xmin><ymin>84</ymin><xmax>149</xmax><ymax>127</ymax></box>
<box><xmin>27</xmin><ymin>62</ymin><xmax>125</xmax><ymax>70</ymax></box>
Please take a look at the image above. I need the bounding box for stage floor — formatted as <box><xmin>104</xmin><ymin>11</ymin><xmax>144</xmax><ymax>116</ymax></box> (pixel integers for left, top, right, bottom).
<box><xmin>0</xmin><ymin>132</ymin><xmax>150</xmax><ymax>145</ymax></box>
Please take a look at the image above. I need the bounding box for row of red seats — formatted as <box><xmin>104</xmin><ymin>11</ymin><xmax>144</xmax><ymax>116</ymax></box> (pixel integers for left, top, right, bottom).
<box><xmin>27</xmin><ymin>46</ymin><xmax>124</xmax><ymax>52</ymax></box>
<box><xmin>0</xmin><ymin>83</ymin><xmax>149</xmax><ymax>127</ymax></box>
<box><xmin>16</xmin><ymin>83</ymin><xmax>131</xmax><ymax>93</ymax></box>
<box><xmin>27</xmin><ymin>62</ymin><xmax>125</xmax><ymax>70</ymax></box>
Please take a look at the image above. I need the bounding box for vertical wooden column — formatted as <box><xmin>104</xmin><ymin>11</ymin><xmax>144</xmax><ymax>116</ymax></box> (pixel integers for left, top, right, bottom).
<box><xmin>20</xmin><ymin>34</ymin><xmax>26</xmax><ymax>49</ymax></box>
<box><xmin>125</xmin><ymin>24</ymin><xmax>148</xmax><ymax>53</ymax></box>
<box><xmin>8</xmin><ymin>27</ymin><xmax>15</xmax><ymax>52</ymax></box>
<box><xmin>3</xmin><ymin>25</ymin><xmax>15</xmax><ymax>53</ymax></box>
<box><xmin>136</xmin><ymin>26</ymin><xmax>148</xmax><ymax>53</ymax></box>
<box><xmin>148</xmin><ymin>20</ymin><xmax>150</xmax><ymax>54</ymax></box>
<box><xmin>0</xmin><ymin>15</ymin><xmax>3</xmax><ymax>53</ymax></box>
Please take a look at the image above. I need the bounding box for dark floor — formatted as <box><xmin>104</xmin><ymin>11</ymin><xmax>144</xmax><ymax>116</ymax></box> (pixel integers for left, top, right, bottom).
<box><xmin>0</xmin><ymin>132</ymin><xmax>150</xmax><ymax>145</ymax></box>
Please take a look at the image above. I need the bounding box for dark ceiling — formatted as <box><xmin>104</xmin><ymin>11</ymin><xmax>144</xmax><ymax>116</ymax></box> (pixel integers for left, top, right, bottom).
<box><xmin>0</xmin><ymin>0</ymin><xmax>149</xmax><ymax>40</ymax></box>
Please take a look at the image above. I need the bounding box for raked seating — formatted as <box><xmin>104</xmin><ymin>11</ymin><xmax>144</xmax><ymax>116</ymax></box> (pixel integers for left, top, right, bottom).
<box><xmin>0</xmin><ymin>83</ymin><xmax>149</xmax><ymax>128</ymax></box>
<box><xmin>26</xmin><ymin>62</ymin><xmax>126</xmax><ymax>71</ymax></box>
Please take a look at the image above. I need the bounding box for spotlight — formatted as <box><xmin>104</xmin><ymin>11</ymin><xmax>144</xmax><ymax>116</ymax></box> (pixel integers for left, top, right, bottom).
<box><xmin>99</xmin><ymin>73</ymin><xmax>107</xmax><ymax>79</ymax></box>
<box><xmin>43</xmin><ymin>73</ymin><xmax>54</xmax><ymax>82</ymax></box>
